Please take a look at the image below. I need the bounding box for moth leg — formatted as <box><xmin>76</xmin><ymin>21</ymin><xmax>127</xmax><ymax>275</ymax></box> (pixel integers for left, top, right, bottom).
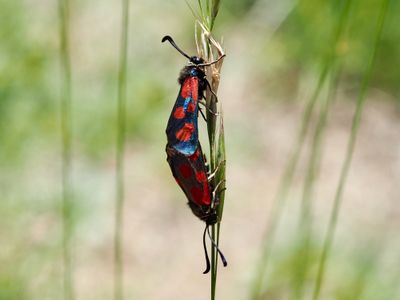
<box><xmin>199</xmin><ymin>105</ymin><xmax>208</xmax><ymax>122</ymax></box>
<box><xmin>203</xmin><ymin>158</ymin><xmax>210</xmax><ymax>174</ymax></box>
<box><xmin>204</xmin><ymin>79</ymin><xmax>218</xmax><ymax>101</ymax></box>
<box><xmin>211</xmin><ymin>187</ymin><xmax>227</xmax><ymax>208</ymax></box>
<box><xmin>208</xmin><ymin>160</ymin><xmax>226</xmax><ymax>181</ymax></box>
<box><xmin>199</xmin><ymin>100</ymin><xmax>219</xmax><ymax>116</ymax></box>
<box><xmin>212</xmin><ymin>179</ymin><xmax>226</xmax><ymax>202</ymax></box>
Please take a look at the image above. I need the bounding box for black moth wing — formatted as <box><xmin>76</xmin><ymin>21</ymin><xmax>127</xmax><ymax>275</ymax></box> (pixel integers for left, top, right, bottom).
<box><xmin>166</xmin><ymin>143</ymin><xmax>216</xmax><ymax>224</ymax></box>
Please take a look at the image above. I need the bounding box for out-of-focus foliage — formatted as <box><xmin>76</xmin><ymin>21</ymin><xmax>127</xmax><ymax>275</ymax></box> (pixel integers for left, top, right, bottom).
<box><xmin>252</xmin><ymin>0</ymin><xmax>400</xmax><ymax>98</ymax></box>
<box><xmin>1</xmin><ymin>0</ymin><xmax>399</xmax><ymax>164</ymax></box>
<box><xmin>0</xmin><ymin>0</ymin><xmax>399</xmax><ymax>299</ymax></box>
<box><xmin>0</xmin><ymin>1</ymin><xmax>56</xmax><ymax>166</ymax></box>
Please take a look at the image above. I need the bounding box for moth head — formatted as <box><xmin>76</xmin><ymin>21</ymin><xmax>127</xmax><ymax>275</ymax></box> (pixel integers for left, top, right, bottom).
<box><xmin>189</xmin><ymin>56</ymin><xmax>205</xmax><ymax>66</ymax></box>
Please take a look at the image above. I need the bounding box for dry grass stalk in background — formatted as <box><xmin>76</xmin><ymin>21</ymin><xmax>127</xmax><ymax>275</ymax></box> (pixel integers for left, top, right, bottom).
<box><xmin>114</xmin><ymin>0</ymin><xmax>130</xmax><ymax>299</ymax></box>
<box><xmin>58</xmin><ymin>0</ymin><xmax>75</xmax><ymax>298</ymax></box>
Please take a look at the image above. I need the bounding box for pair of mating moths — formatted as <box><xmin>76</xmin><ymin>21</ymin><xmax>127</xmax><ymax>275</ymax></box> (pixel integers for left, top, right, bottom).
<box><xmin>163</xmin><ymin>35</ymin><xmax>227</xmax><ymax>274</ymax></box>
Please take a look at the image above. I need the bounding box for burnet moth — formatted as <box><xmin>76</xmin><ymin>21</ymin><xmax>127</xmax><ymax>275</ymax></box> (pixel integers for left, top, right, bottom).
<box><xmin>163</xmin><ymin>35</ymin><xmax>224</xmax><ymax>156</ymax></box>
<box><xmin>162</xmin><ymin>35</ymin><xmax>227</xmax><ymax>274</ymax></box>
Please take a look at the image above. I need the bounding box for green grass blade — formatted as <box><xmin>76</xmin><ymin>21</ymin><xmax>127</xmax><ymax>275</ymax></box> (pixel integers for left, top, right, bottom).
<box><xmin>216</xmin><ymin>114</ymin><xmax>226</xmax><ymax>219</ymax></box>
<box><xmin>194</xmin><ymin>3</ymin><xmax>225</xmax><ymax>299</ymax></box>
<box><xmin>292</xmin><ymin>67</ymin><xmax>340</xmax><ymax>299</ymax></box>
<box><xmin>208</xmin><ymin>80</ymin><xmax>219</xmax><ymax>300</ymax></box>
<box><xmin>186</xmin><ymin>0</ymin><xmax>202</xmax><ymax>20</ymax></box>
<box><xmin>197</xmin><ymin>0</ymin><xmax>206</xmax><ymax>24</ymax></box>
<box><xmin>206</xmin><ymin>0</ymin><xmax>211</xmax><ymax>24</ymax></box>
<box><xmin>210</xmin><ymin>0</ymin><xmax>221</xmax><ymax>30</ymax></box>
<box><xmin>249</xmin><ymin>1</ymin><xmax>354</xmax><ymax>298</ymax></box>
<box><xmin>114</xmin><ymin>0</ymin><xmax>130</xmax><ymax>299</ymax></box>
<box><xmin>311</xmin><ymin>1</ymin><xmax>390</xmax><ymax>299</ymax></box>
<box><xmin>249</xmin><ymin>65</ymin><xmax>328</xmax><ymax>300</ymax></box>
<box><xmin>206</xmin><ymin>93</ymin><xmax>218</xmax><ymax>168</ymax></box>
<box><xmin>211</xmin><ymin>113</ymin><xmax>226</xmax><ymax>300</ymax></box>
<box><xmin>58</xmin><ymin>0</ymin><xmax>74</xmax><ymax>299</ymax></box>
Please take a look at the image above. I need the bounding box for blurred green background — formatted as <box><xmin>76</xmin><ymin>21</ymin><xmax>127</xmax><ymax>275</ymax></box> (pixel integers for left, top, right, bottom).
<box><xmin>1</xmin><ymin>0</ymin><xmax>399</xmax><ymax>299</ymax></box>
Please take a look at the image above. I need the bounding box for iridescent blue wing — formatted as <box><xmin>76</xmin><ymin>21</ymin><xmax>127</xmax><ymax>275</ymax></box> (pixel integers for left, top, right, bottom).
<box><xmin>166</xmin><ymin>76</ymin><xmax>200</xmax><ymax>156</ymax></box>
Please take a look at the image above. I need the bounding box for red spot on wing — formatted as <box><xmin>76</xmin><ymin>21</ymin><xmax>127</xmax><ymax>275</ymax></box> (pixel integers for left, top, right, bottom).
<box><xmin>195</xmin><ymin>171</ymin><xmax>207</xmax><ymax>183</ymax></box>
<box><xmin>187</xmin><ymin>102</ymin><xmax>196</xmax><ymax>113</ymax></box>
<box><xmin>191</xmin><ymin>78</ymin><xmax>198</xmax><ymax>101</ymax></box>
<box><xmin>190</xmin><ymin>187</ymin><xmax>204</xmax><ymax>205</ymax></box>
<box><xmin>179</xmin><ymin>164</ymin><xmax>192</xmax><ymax>179</ymax></box>
<box><xmin>189</xmin><ymin>149</ymin><xmax>200</xmax><ymax>161</ymax></box>
<box><xmin>190</xmin><ymin>183</ymin><xmax>211</xmax><ymax>206</ymax></box>
<box><xmin>181</xmin><ymin>81</ymin><xmax>191</xmax><ymax>98</ymax></box>
<box><xmin>181</xmin><ymin>77</ymin><xmax>199</xmax><ymax>100</ymax></box>
<box><xmin>202</xmin><ymin>182</ymin><xmax>211</xmax><ymax>205</ymax></box>
<box><xmin>173</xmin><ymin>107</ymin><xmax>185</xmax><ymax>119</ymax></box>
<box><xmin>189</xmin><ymin>148</ymin><xmax>200</xmax><ymax>161</ymax></box>
<box><xmin>175</xmin><ymin>123</ymin><xmax>194</xmax><ymax>141</ymax></box>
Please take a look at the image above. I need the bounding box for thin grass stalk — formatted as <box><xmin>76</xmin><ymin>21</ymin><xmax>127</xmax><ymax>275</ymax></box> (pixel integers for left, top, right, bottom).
<box><xmin>195</xmin><ymin>25</ymin><xmax>218</xmax><ymax>300</ymax></box>
<box><xmin>205</xmin><ymin>44</ymin><xmax>225</xmax><ymax>300</ymax></box>
<box><xmin>311</xmin><ymin>1</ymin><xmax>390</xmax><ymax>299</ymax></box>
<box><xmin>114</xmin><ymin>0</ymin><xmax>130</xmax><ymax>299</ymax></box>
<box><xmin>207</xmin><ymin>50</ymin><xmax>224</xmax><ymax>300</ymax></box>
<box><xmin>58</xmin><ymin>0</ymin><xmax>74</xmax><ymax>299</ymax></box>
<box><xmin>194</xmin><ymin>2</ymin><xmax>225</xmax><ymax>297</ymax></box>
<box><xmin>292</xmin><ymin>67</ymin><xmax>340</xmax><ymax>299</ymax></box>
<box><xmin>249</xmin><ymin>66</ymin><xmax>327</xmax><ymax>300</ymax></box>
<box><xmin>211</xmin><ymin>116</ymin><xmax>226</xmax><ymax>300</ymax></box>
<box><xmin>198</xmin><ymin>0</ymin><xmax>205</xmax><ymax>22</ymax></box>
<box><xmin>249</xmin><ymin>1</ymin><xmax>353</xmax><ymax>298</ymax></box>
<box><xmin>205</xmin><ymin>61</ymin><xmax>220</xmax><ymax>297</ymax></box>
<box><xmin>209</xmin><ymin>0</ymin><xmax>220</xmax><ymax>31</ymax></box>
<box><xmin>293</xmin><ymin>1</ymin><xmax>353</xmax><ymax>297</ymax></box>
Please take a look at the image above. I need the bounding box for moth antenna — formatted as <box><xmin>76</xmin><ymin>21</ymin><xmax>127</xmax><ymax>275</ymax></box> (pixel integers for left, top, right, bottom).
<box><xmin>207</xmin><ymin>226</ymin><xmax>228</xmax><ymax>267</ymax></box>
<box><xmin>162</xmin><ymin>35</ymin><xmax>191</xmax><ymax>60</ymax></box>
<box><xmin>196</xmin><ymin>54</ymin><xmax>226</xmax><ymax>67</ymax></box>
<box><xmin>203</xmin><ymin>225</ymin><xmax>211</xmax><ymax>274</ymax></box>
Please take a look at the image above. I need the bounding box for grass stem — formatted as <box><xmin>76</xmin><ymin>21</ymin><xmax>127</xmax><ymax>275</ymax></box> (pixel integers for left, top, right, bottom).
<box><xmin>195</xmin><ymin>2</ymin><xmax>224</xmax><ymax>299</ymax></box>
<box><xmin>114</xmin><ymin>0</ymin><xmax>130</xmax><ymax>299</ymax></box>
<box><xmin>58</xmin><ymin>0</ymin><xmax>74</xmax><ymax>299</ymax></box>
<box><xmin>249</xmin><ymin>1</ymin><xmax>353</xmax><ymax>298</ymax></box>
<box><xmin>311</xmin><ymin>1</ymin><xmax>390</xmax><ymax>299</ymax></box>
<box><xmin>249</xmin><ymin>65</ymin><xmax>327</xmax><ymax>300</ymax></box>
<box><xmin>292</xmin><ymin>67</ymin><xmax>340</xmax><ymax>299</ymax></box>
